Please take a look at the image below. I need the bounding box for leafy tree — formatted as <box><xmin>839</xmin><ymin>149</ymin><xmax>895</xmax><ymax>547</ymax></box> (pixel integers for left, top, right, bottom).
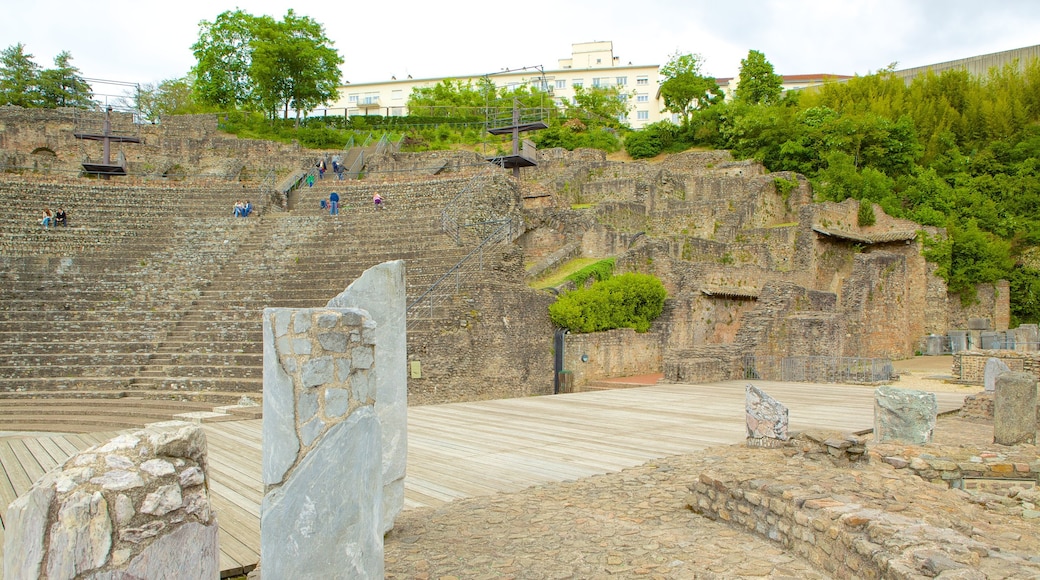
<box><xmin>0</xmin><ymin>43</ymin><xmax>41</xmax><ymax>107</ymax></box>
<box><xmin>134</xmin><ymin>77</ymin><xmax>204</xmax><ymax>121</ymax></box>
<box><xmin>37</xmin><ymin>51</ymin><xmax>92</xmax><ymax>108</ymax></box>
<box><xmin>192</xmin><ymin>10</ymin><xmax>261</xmax><ymax>109</ymax></box>
<box><xmin>736</xmin><ymin>50</ymin><xmax>782</xmax><ymax>105</ymax></box>
<box><xmin>249</xmin><ymin>10</ymin><xmax>342</xmax><ymax>124</ymax></box>
<box><xmin>566</xmin><ymin>85</ymin><xmax>631</xmax><ymax>129</ymax></box>
<box><xmin>659</xmin><ymin>52</ymin><xmax>723</xmax><ymax>126</ymax></box>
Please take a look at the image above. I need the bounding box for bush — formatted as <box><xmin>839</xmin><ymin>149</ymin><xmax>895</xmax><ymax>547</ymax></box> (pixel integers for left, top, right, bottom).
<box><xmin>549</xmin><ymin>272</ymin><xmax>667</xmax><ymax>333</ymax></box>
<box><xmin>565</xmin><ymin>258</ymin><xmax>615</xmax><ymax>287</ymax></box>
<box><xmin>624</xmin><ymin>130</ymin><xmax>663</xmax><ymax>159</ymax></box>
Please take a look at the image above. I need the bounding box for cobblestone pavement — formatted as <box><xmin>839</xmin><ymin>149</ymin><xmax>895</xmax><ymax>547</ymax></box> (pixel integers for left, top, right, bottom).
<box><xmin>385</xmin><ymin>409</ymin><xmax>1040</xmax><ymax>579</ymax></box>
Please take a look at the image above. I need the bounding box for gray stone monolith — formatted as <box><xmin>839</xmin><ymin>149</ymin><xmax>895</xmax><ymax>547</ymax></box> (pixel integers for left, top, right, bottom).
<box><xmin>261</xmin><ymin>307</ymin><xmax>383</xmax><ymax>579</ymax></box>
<box><xmin>993</xmin><ymin>371</ymin><xmax>1037</xmax><ymax>446</ymax></box>
<box><xmin>745</xmin><ymin>384</ymin><xmax>789</xmax><ymax>448</ymax></box>
<box><xmin>984</xmin><ymin>357</ymin><xmax>1011</xmax><ymax>392</ymax></box>
<box><xmin>3</xmin><ymin>422</ymin><xmax>218</xmax><ymax>580</ymax></box>
<box><xmin>326</xmin><ymin>260</ymin><xmax>407</xmax><ymax>534</ymax></box>
<box><xmin>874</xmin><ymin>386</ymin><xmax>937</xmax><ymax>444</ymax></box>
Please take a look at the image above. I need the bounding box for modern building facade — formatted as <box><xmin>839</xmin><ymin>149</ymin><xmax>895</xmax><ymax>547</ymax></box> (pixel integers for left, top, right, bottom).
<box><xmin>327</xmin><ymin>41</ymin><xmax>667</xmax><ymax>128</ymax></box>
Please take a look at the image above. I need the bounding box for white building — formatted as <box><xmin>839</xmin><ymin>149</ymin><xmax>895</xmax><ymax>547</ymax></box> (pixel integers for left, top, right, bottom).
<box><xmin>327</xmin><ymin>41</ymin><xmax>667</xmax><ymax>129</ymax></box>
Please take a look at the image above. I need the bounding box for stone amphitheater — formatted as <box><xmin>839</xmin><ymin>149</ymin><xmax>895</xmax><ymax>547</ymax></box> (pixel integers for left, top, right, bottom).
<box><xmin>1</xmin><ymin>106</ymin><xmax>1038</xmax><ymax>578</ymax></box>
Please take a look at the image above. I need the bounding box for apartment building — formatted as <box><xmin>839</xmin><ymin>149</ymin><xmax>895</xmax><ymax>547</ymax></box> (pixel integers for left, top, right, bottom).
<box><xmin>327</xmin><ymin>41</ymin><xmax>666</xmax><ymax>129</ymax></box>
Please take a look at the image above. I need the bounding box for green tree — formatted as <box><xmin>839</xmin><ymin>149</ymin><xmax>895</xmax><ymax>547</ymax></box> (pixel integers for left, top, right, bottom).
<box><xmin>659</xmin><ymin>52</ymin><xmax>723</xmax><ymax>126</ymax></box>
<box><xmin>134</xmin><ymin>77</ymin><xmax>203</xmax><ymax>121</ymax></box>
<box><xmin>37</xmin><ymin>51</ymin><xmax>92</xmax><ymax>108</ymax></box>
<box><xmin>249</xmin><ymin>10</ymin><xmax>342</xmax><ymax>124</ymax></box>
<box><xmin>736</xmin><ymin>50</ymin><xmax>782</xmax><ymax>105</ymax></box>
<box><xmin>549</xmin><ymin>272</ymin><xmax>667</xmax><ymax>333</ymax></box>
<box><xmin>192</xmin><ymin>10</ymin><xmax>261</xmax><ymax>109</ymax></box>
<box><xmin>566</xmin><ymin>85</ymin><xmax>631</xmax><ymax>129</ymax></box>
<box><xmin>0</xmin><ymin>43</ymin><xmax>41</xmax><ymax>107</ymax></box>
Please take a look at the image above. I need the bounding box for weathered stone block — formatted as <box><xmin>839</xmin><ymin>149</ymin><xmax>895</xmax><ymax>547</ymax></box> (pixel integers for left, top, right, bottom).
<box><xmin>983</xmin><ymin>357</ymin><xmax>1011</xmax><ymax>392</ymax></box>
<box><xmin>993</xmin><ymin>371</ymin><xmax>1037</xmax><ymax>445</ymax></box>
<box><xmin>746</xmin><ymin>384</ymin><xmax>789</xmax><ymax>448</ymax></box>
<box><xmin>326</xmin><ymin>260</ymin><xmax>408</xmax><ymax>534</ymax></box>
<box><xmin>874</xmin><ymin>386</ymin><xmax>937</xmax><ymax>444</ymax></box>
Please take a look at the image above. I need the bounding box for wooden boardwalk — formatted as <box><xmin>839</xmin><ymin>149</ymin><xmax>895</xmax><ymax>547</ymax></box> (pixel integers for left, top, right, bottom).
<box><xmin>0</xmin><ymin>380</ymin><xmax>967</xmax><ymax>577</ymax></box>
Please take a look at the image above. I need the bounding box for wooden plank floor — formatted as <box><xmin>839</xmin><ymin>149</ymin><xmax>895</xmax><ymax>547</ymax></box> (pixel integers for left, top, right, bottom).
<box><xmin>0</xmin><ymin>380</ymin><xmax>968</xmax><ymax>577</ymax></box>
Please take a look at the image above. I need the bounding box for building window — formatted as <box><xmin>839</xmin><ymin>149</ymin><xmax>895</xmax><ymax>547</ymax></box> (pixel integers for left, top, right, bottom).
<box><xmin>592</xmin><ymin>78</ymin><xmax>601</xmax><ymax>87</ymax></box>
<box><xmin>390</xmin><ymin>107</ymin><xmax>405</xmax><ymax>116</ymax></box>
<box><xmin>616</xmin><ymin>76</ymin><xmax>627</xmax><ymax>86</ymax></box>
<box><xmin>636</xmin><ymin>76</ymin><xmax>649</xmax><ymax>86</ymax></box>
<box><xmin>596</xmin><ymin>58</ymin><xmax>602</xmax><ymax>64</ymax></box>
<box><xmin>572</xmin><ymin>79</ymin><xmax>583</xmax><ymax>88</ymax></box>
<box><xmin>348</xmin><ymin>94</ymin><xmax>358</xmax><ymax>103</ymax></box>
<box><xmin>637</xmin><ymin>110</ymin><xmax>649</xmax><ymax>120</ymax></box>
<box><xmin>555</xmin><ymin>79</ymin><xmax>565</xmax><ymax>89</ymax></box>
<box><xmin>636</xmin><ymin>93</ymin><xmax>649</xmax><ymax>103</ymax></box>
<box><xmin>391</xmin><ymin>90</ymin><xmax>403</xmax><ymax>101</ymax></box>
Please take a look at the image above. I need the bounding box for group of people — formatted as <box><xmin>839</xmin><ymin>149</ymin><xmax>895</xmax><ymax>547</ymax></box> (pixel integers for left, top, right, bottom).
<box><xmin>232</xmin><ymin>200</ymin><xmax>254</xmax><ymax>217</ymax></box>
<box><xmin>319</xmin><ymin>192</ymin><xmax>385</xmax><ymax>215</ymax></box>
<box><xmin>40</xmin><ymin>207</ymin><xmax>68</xmax><ymax>228</ymax></box>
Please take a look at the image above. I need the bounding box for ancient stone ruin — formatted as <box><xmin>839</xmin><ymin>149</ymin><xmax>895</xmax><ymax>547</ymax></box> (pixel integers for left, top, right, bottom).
<box><xmin>745</xmin><ymin>384</ymin><xmax>788</xmax><ymax>448</ymax></box>
<box><xmin>993</xmin><ymin>371</ymin><xmax>1038</xmax><ymax>445</ymax></box>
<box><xmin>873</xmin><ymin>386</ymin><xmax>937</xmax><ymax>444</ymax></box>
<box><xmin>3</xmin><ymin>421</ymin><xmax>218</xmax><ymax>579</ymax></box>
<box><xmin>261</xmin><ymin>305</ymin><xmax>383</xmax><ymax>578</ymax></box>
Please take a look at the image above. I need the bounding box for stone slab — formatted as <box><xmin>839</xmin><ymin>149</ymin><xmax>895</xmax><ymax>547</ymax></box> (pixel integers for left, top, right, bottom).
<box><xmin>983</xmin><ymin>357</ymin><xmax>1011</xmax><ymax>392</ymax></box>
<box><xmin>874</xmin><ymin>386</ymin><xmax>937</xmax><ymax>444</ymax></box>
<box><xmin>993</xmin><ymin>371</ymin><xmax>1037</xmax><ymax>445</ymax></box>
<box><xmin>745</xmin><ymin>384</ymin><xmax>789</xmax><ymax>446</ymax></box>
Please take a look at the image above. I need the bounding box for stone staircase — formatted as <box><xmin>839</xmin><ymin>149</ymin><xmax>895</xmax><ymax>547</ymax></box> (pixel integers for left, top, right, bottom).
<box><xmin>0</xmin><ymin>170</ymin><xmax>504</xmax><ymax>408</ymax></box>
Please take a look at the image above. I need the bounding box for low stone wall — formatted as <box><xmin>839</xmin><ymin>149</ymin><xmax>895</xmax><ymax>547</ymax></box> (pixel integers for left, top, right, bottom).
<box><xmin>562</xmin><ymin>328</ymin><xmax>662</xmax><ymax>387</ymax></box>
<box><xmin>954</xmin><ymin>350</ymin><xmax>1034</xmax><ymax>384</ymax></box>
<box><xmin>872</xmin><ymin>440</ymin><xmax>1039</xmax><ymax>486</ymax></box>
<box><xmin>3</xmin><ymin>421</ymin><xmax>218</xmax><ymax>579</ymax></box>
<box><xmin>687</xmin><ymin>442</ymin><xmax>1040</xmax><ymax>578</ymax></box>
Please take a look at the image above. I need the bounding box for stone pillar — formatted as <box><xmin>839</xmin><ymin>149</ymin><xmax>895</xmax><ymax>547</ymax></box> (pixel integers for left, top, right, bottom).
<box><xmin>3</xmin><ymin>421</ymin><xmax>218</xmax><ymax>580</ymax></box>
<box><xmin>261</xmin><ymin>307</ymin><xmax>383</xmax><ymax>579</ymax></box>
<box><xmin>983</xmin><ymin>357</ymin><xmax>1011</xmax><ymax>392</ymax></box>
<box><xmin>745</xmin><ymin>384</ymin><xmax>789</xmax><ymax>448</ymax></box>
<box><xmin>326</xmin><ymin>260</ymin><xmax>407</xmax><ymax>534</ymax></box>
<box><xmin>993</xmin><ymin>371</ymin><xmax>1038</xmax><ymax>446</ymax></box>
<box><xmin>874</xmin><ymin>386</ymin><xmax>937</xmax><ymax>444</ymax></box>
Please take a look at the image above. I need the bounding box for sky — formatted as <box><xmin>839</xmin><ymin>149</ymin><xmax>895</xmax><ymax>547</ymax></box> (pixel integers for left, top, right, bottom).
<box><xmin>2</xmin><ymin>0</ymin><xmax>1037</xmax><ymax>100</ymax></box>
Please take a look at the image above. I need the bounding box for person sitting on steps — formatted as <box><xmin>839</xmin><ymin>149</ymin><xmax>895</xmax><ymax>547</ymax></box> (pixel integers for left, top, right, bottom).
<box><xmin>40</xmin><ymin>208</ymin><xmax>53</xmax><ymax>228</ymax></box>
<box><xmin>373</xmin><ymin>192</ymin><xmax>383</xmax><ymax>210</ymax></box>
<box><xmin>54</xmin><ymin>207</ymin><xmax>68</xmax><ymax>227</ymax></box>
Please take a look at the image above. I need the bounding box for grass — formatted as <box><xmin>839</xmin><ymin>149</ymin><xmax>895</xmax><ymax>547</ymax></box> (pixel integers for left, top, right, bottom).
<box><xmin>530</xmin><ymin>257</ymin><xmax>601</xmax><ymax>290</ymax></box>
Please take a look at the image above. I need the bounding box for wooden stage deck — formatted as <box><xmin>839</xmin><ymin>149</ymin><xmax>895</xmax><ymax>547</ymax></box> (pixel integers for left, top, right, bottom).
<box><xmin>0</xmin><ymin>380</ymin><xmax>967</xmax><ymax>577</ymax></box>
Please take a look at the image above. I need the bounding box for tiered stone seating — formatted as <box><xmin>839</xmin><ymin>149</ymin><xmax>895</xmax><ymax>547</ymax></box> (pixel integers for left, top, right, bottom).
<box><xmin>0</xmin><ymin>169</ymin><xmax>500</xmax><ymax>410</ymax></box>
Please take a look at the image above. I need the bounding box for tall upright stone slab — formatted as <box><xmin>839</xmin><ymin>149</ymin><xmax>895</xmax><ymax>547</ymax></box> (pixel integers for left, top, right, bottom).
<box><xmin>326</xmin><ymin>260</ymin><xmax>407</xmax><ymax>534</ymax></box>
<box><xmin>874</xmin><ymin>386</ymin><xmax>937</xmax><ymax>444</ymax></box>
<box><xmin>993</xmin><ymin>371</ymin><xmax>1038</xmax><ymax>445</ymax></box>
<box><xmin>745</xmin><ymin>384</ymin><xmax>789</xmax><ymax>448</ymax></box>
<box><xmin>984</xmin><ymin>357</ymin><xmax>1011</xmax><ymax>392</ymax></box>
<box><xmin>262</xmin><ymin>307</ymin><xmax>383</xmax><ymax>579</ymax></box>
<box><xmin>4</xmin><ymin>422</ymin><xmax>218</xmax><ymax>580</ymax></box>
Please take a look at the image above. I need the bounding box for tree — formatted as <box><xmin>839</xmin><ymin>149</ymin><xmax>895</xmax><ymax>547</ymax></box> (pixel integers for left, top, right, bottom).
<box><xmin>0</xmin><ymin>43</ymin><xmax>41</xmax><ymax>107</ymax></box>
<box><xmin>134</xmin><ymin>77</ymin><xmax>203</xmax><ymax>121</ymax></box>
<box><xmin>736</xmin><ymin>50</ymin><xmax>782</xmax><ymax>105</ymax></box>
<box><xmin>659</xmin><ymin>52</ymin><xmax>723</xmax><ymax>125</ymax></box>
<box><xmin>192</xmin><ymin>10</ymin><xmax>261</xmax><ymax>109</ymax></box>
<box><xmin>249</xmin><ymin>10</ymin><xmax>342</xmax><ymax>124</ymax></box>
<box><xmin>38</xmin><ymin>51</ymin><xmax>93</xmax><ymax>108</ymax></box>
<box><xmin>566</xmin><ymin>85</ymin><xmax>632</xmax><ymax>129</ymax></box>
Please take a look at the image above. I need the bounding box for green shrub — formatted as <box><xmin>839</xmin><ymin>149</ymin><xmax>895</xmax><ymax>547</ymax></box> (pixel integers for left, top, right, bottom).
<box><xmin>857</xmin><ymin>201</ymin><xmax>876</xmax><ymax>227</ymax></box>
<box><xmin>624</xmin><ymin>130</ymin><xmax>663</xmax><ymax>159</ymax></box>
<box><xmin>565</xmin><ymin>258</ymin><xmax>615</xmax><ymax>287</ymax></box>
<box><xmin>549</xmin><ymin>272</ymin><xmax>667</xmax><ymax>333</ymax></box>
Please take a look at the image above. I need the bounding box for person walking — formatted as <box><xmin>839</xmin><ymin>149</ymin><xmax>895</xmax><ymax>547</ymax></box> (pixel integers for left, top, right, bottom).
<box><xmin>329</xmin><ymin>191</ymin><xmax>340</xmax><ymax>216</ymax></box>
<box><xmin>373</xmin><ymin>192</ymin><xmax>383</xmax><ymax>210</ymax></box>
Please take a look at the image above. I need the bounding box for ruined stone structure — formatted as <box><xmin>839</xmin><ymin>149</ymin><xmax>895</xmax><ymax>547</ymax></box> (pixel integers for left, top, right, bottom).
<box><xmin>3</xmin><ymin>421</ymin><xmax>218</xmax><ymax>579</ymax></box>
<box><xmin>874</xmin><ymin>386</ymin><xmax>938</xmax><ymax>444</ymax></box>
<box><xmin>261</xmin><ymin>306</ymin><xmax>383</xmax><ymax>579</ymax></box>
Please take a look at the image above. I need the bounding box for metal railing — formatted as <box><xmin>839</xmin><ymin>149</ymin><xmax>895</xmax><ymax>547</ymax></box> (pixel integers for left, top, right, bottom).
<box><xmin>440</xmin><ymin>166</ymin><xmax>499</xmax><ymax>245</ymax></box>
<box><xmin>406</xmin><ymin>217</ymin><xmax>520</xmax><ymax>328</ymax></box>
<box><xmin>742</xmin><ymin>355</ymin><xmax>894</xmax><ymax>384</ymax></box>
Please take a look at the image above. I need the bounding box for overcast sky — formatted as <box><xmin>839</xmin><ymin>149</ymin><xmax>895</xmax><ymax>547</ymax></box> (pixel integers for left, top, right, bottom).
<box><xmin>2</xmin><ymin>0</ymin><xmax>1037</xmax><ymax>99</ymax></box>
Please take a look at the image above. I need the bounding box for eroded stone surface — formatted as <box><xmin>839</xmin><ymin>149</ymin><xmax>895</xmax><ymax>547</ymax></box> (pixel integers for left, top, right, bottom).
<box><xmin>994</xmin><ymin>371</ymin><xmax>1038</xmax><ymax>445</ymax></box>
<box><xmin>327</xmin><ymin>260</ymin><xmax>408</xmax><ymax>534</ymax></box>
<box><xmin>2</xmin><ymin>422</ymin><xmax>216</xmax><ymax>580</ymax></box>
<box><xmin>745</xmin><ymin>384</ymin><xmax>789</xmax><ymax>447</ymax></box>
<box><xmin>874</xmin><ymin>386</ymin><xmax>937</xmax><ymax>444</ymax></box>
<box><xmin>984</xmin><ymin>357</ymin><xmax>1011</xmax><ymax>392</ymax></box>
